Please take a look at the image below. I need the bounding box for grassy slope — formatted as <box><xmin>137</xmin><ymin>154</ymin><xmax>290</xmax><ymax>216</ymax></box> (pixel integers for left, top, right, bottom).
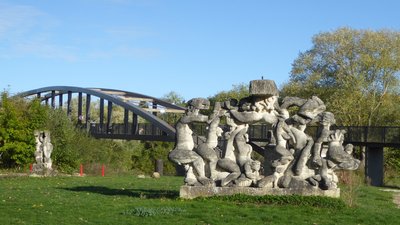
<box><xmin>0</xmin><ymin>175</ymin><xmax>398</xmax><ymax>225</ymax></box>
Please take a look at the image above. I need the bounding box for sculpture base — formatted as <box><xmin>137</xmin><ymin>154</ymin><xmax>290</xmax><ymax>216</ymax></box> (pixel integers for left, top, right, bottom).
<box><xmin>31</xmin><ymin>164</ymin><xmax>57</xmax><ymax>177</ymax></box>
<box><xmin>179</xmin><ymin>186</ymin><xmax>340</xmax><ymax>199</ymax></box>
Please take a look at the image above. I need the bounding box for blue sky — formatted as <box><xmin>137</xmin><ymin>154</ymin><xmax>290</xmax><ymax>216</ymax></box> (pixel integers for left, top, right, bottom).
<box><xmin>1</xmin><ymin>0</ymin><xmax>399</xmax><ymax>100</ymax></box>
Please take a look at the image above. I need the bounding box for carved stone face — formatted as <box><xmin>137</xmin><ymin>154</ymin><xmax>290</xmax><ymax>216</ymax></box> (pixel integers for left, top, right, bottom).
<box><xmin>251</xmin><ymin>160</ymin><xmax>261</xmax><ymax>171</ymax></box>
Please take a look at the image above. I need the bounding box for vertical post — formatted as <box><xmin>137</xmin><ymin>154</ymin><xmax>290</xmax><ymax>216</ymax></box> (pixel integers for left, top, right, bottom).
<box><xmin>85</xmin><ymin>94</ymin><xmax>91</xmax><ymax>125</ymax></box>
<box><xmin>132</xmin><ymin>113</ymin><xmax>138</xmax><ymax>135</ymax></box>
<box><xmin>152</xmin><ymin>103</ymin><xmax>158</xmax><ymax>116</ymax></box>
<box><xmin>124</xmin><ymin>109</ymin><xmax>129</xmax><ymax>134</ymax></box>
<box><xmin>152</xmin><ymin>103</ymin><xmax>157</xmax><ymax>135</ymax></box>
<box><xmin>99</xmin><ymin>98</ymin><xmax>104</xmax><ymax>133</ymax></box>
<box><xmin>107</xmin><ymin>101</ymin><xmax>113</xmax><ymax>134</ymax></box>
<box><xmin>365</xmin><ymin>146</ymin><xmax>384</xmax><ymax>186</ymax></box>
<box><xmin>67</xmin><ymin>91</ymin><xmax>72</xmax><ymax>117</ymax></box>
<box><xmin>264</xmin><ymin>144</ymin><xmax>277</xmax><ymax>176</ymax></box>
<box><xmin>80</xmin><ymin>164</ymin><xmax>83</xmax><ymax>176</ymax></box>
<box><xmin>59</xmin><ymin>93</ymin><xmax>63</xmax><ymax>108</ymax></box>
<box><xmin>78</xmin><ymin>92</ymin><xmax>83</xmax><ymax>124</ymax></box>
<box><xmin>51</xmin><ymin>90</ymin><xmax>56</xmax><ymax>109</ymax></box>
<box><xmin>101</xmin><ymin>164</ymin><xmax>105</xmax><ymax>177</ymax></box>
<box><xmin>155</xmin><ymin>159</ymin><xmax>163</xmax><ymax>176</ymax></box>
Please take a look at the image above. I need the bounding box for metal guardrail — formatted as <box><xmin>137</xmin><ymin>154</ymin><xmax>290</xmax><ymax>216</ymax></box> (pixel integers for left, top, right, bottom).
<box><xmin>88</xmin><ymin>123</ymin><xmax>174</xmax><ymax>141</ymax></box>
<box><xmin>88</xmin><ymin>122</ymin><xmax>400</xmax><ymax>147</ymax></box>
<box><xmin>191</xmin><ymin>124</ymin><xmax>400</xmax><ymax>147</ymax></box>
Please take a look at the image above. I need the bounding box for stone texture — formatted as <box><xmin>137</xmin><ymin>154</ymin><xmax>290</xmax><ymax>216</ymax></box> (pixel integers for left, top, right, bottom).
<box><xmin>249</xmin><ymin>80</ymin><xmax>279</xmax><ymax>97</ymax></box>
<box><xmin>152</xmin><ymin>172</ymin><xmax>161</xmax><ymax>179</ymax></box>
<box><xmin>168</xmin><ymin>79</ymin><xmax>360</xmax><ymax>199</ymax></box>
<box><xmin>180</xmin><ymin>186</ymin><xmax>340</xmax><ymax>199</ymax></box>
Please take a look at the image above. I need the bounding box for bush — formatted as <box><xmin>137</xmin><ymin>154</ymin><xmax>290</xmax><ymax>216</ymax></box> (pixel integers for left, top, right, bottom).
<box><xmin>121</xmin><ymin>207</ymin><xmax>185</xmax><ymax>217</ymax></box>
<box><xmin>131</xmin><ymin>141</ymin><xmax>176</xmax><ymax>175</ymax></box>
<box><xmin>0</xmin><ymin>93</ymin><xmax>48</xmax><ymax>168</ymax></box>
<box><xmin>195</xmin><ymin>194</ymin><xmax>346</xmax><ymax>209</ymax></box>
<box><xmin>45</xmin><ymin>109</ymin><xmax>134</xmax><ymax>174</ymax></box>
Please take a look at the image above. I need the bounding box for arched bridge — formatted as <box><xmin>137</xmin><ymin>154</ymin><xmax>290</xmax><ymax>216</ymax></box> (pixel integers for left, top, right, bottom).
<box><xmin>17</xmin><ymin>86</ymin><xmax>185</xmax><ymax>142</ymax></box>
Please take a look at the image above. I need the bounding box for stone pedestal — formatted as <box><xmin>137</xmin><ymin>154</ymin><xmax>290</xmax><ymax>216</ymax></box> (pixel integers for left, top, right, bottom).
<box><xmin>31</xmin><ymin>164</ymin><xmax>56</xmax><ymax>177</ymax></box>
<box><xmin>180</xmin><ymin>186</ymin><xmax>340</xmax><ymax>199</ymax></box>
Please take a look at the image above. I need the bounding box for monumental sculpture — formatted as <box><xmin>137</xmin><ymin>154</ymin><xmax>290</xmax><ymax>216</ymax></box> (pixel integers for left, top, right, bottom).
<box><xmin>169</xmin><ymin>79</ymin><xmax>360</xmax><ymax>198</ymax></box>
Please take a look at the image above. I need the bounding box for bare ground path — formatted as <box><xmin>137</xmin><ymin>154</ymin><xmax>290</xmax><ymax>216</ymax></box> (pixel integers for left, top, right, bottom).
<box><xmin>380</xmin><ymin>189</ymin><xmax>400</xmax><ymax>208</ymax></box>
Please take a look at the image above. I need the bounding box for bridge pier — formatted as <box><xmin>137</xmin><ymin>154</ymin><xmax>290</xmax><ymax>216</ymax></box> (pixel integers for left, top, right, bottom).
<box><xmin>365</xmin><ymin>146</ymin><xmax>384</xmax><ymax>186</ymax></box>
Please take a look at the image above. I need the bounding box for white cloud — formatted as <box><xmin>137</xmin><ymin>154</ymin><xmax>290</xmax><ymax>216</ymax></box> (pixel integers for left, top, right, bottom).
<box><xmin>14</xmin><ymin>40</ymin><xmax>79</xmax><ymax>61</ymax></box>
<box><xmin>0</xmin><ymin>3</ymin><xmax>43</xmax><ymax>39</ymax></box>
<box><xmin>0</xmin><ymin>2</ymin><xmax>78</xmax><ymax>61</ymax></box>
<box><xmin>0</xmin><ymin>1</ymin><xmax>161</xmax><ymax>62</ymax></box>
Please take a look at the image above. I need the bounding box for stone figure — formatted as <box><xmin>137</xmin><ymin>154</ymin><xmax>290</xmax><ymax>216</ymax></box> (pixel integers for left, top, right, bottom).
<box><xmin>312</xmin><ymin>112</ymin><xmax>336</xmax><ymax>167</ymax></box>
<box><xmin>34</xmin><ymin>131</ymin><xmax>43</xmax><ymax>164</ymax></box>
<box><xmin>32</xmin><ymin>130</ymin><xmax>54</xmax><ymax>175</ymax></box>
<box><xmin>194</xmin><ymin>102</ymin><xmax>224</xmax><ymax>180</ymax></box>
<box><xmin>42</xmin><ymin>131</ymin><xmax>53</xmax><ymax>169</ymax></box>
<box><xmin>170</xmin><ymin>79</ymin><xmax>360</xmax><ymax>195</ymax></box>
<box><xmin>168</xmin><ymin>98</ymin><xmax>213</xmax><ymax>186</ymax></box>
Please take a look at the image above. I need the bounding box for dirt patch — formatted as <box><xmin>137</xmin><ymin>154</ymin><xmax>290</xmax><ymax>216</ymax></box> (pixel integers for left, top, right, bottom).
<box><xmin>394</xmin><ymin>193</ymin><xmax>400</xmax><ymax>208</ymax></box>
<box><xmin>380</xmin><ymin>189</ymin><xmax>400</xmax><ymax>208</ymax></box>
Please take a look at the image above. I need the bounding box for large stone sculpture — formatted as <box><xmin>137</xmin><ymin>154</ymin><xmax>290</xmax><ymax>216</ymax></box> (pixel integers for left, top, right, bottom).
<box><xmin>170</xmin><ymin>79</ymin><xmax>360</xmax><ymax>199</ymax></box>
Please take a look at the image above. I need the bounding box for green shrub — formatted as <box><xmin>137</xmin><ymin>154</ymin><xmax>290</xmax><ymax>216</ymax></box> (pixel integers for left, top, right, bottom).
<box><xmin>0</xmin><ymin>93</ymin><xmax>48</xmax><ymax>168</ymax></box>
<box><xmin>195</xmin><ymin>194</ymin><xmax>346</xmax><ymax>209</ymax></box>
<box><xmin>121</xmin><ymin>207</ymin><xmax>185</xmax><ymax>217</ymax></box>
<box><xmin>131</xmin><ymin>141</ymin><xmax>176</xmax><ymax>175</ymax></box>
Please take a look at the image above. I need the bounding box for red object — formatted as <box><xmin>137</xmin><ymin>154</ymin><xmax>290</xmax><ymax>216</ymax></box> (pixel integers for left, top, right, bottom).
<box><xmin>101</xmin><ymin>164</ymin><xmax>105</xmax><ymax>177</ymax></box>
<box><xmin>29</xmin><ymin>164</ymin><xmax>32</xmax><ymax>172</ymax></box>
<box><xmin>80</xmin><ymin>164</ymin><xmax>83</xmax><ymax>176</ymax></box>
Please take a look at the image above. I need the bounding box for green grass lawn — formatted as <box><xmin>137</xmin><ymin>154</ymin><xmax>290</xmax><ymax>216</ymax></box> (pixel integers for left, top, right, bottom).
<box><xmin>0</xmin><ymin>175</ymin><xmax>398</xmax><ymax>225</ymax></box>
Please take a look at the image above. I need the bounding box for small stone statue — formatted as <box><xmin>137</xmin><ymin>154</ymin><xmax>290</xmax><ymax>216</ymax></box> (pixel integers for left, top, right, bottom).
<box><xmin>32</xmin><ymin>130</ymin><xmax>54</xmax><ymax>175</ymax></box>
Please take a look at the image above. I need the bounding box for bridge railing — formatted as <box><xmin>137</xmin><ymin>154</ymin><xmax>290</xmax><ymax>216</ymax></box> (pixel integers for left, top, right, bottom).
<box><xmin>88</xmin><ymin>122</ymin><xmax>400</xmax><ymax>146</ymax></box>
<box><xmin>191</xmin><ymin>124</ymin><xmax>400</xmax><ymax>147</ymax></box>
<box><xmin>88</xmin><ymin>123</ymin><xmax>173</xmax><ymax>141</ymax></box>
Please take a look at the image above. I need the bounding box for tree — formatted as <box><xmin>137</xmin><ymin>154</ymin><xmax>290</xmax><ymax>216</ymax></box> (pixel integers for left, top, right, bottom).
<box><xmin>161</xmin><ymin>91</ymin><xmax>185</xmax><ymax>106</ymax></box>
<box><xmin>0</xmin><ymin>93</ymin><xmax>48</xmax><ymax>167</ymax></box>
<box><xmin>281</xmin><ymin>27</ymin><xmax>400</xmax><ymax>126</ymax></box>
<box><xmin>208</xmin><ymin>83</ymin><xmax>250</xmax><ymax>104</ymax></box>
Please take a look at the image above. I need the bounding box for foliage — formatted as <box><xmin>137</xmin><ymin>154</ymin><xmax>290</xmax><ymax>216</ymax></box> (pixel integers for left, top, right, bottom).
<box><xmin>44</xmin><ymin>109</ymin><xmax>80</xmax><ymax>173</ymax></box>
<box><xmin>196</xmin><ymin>194</ymin><xmax>346</xmax><ymax>209</ymax></box>
<box><xmin>131</xmin><ymin>141</ymin><xmax>176</xmax><ymax>175</ymax></box>
<box><xmin>45</xmin><ymin>109</ymin><xmax>134</xmax><ymax>174</ymax></box>
<box><xmin>159</xmin><ymin>91</ymin><xmax>186</xmax><ymax>125</ymax></box>
<box><xmin>281</xmin><ymin>27</ymin><xmax>400</xmax><ymax>175</ymax></box>
<box><xmin>161</xmin><ymin>91</ymin><xmax>186</xmax><ymax>106</ymax></box>
<box><xmin>121</xmin><ymin>207</ymin><xmax>185</xmax><ymax>217</ymax></box>
<box><xmin>205</xmin><ymin>83</ymin><xmax>250</xmax><ymax>117</ymax></box>
<box><xmin>208</xmin><ymin>83</ymin><xmax>249</xmax><ymax>103</ymax></box>
<box><xmin>0</xmin><ymin>93</ymin><xmax>48</xmax><ymax>167</ymax></box>
<box><xmin>384</xmin><ymin>147</ymin><xmax>400</xmax><ymax>185</ymax></box>
<box><xmin>281</xmin><ymin>27</ymin><xmax>400</xmax><ymax>126</ymax></box>
<box><xmin>337</xmin><ymin>170</ymin><xmax>364</xmax><ymax>207</ymax></box>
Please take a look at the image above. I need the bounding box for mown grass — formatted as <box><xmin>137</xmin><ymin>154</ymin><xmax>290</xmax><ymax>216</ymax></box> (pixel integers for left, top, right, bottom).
<box><xmin>0</xmin><ymin>175</ymin><xmax>398</xmax><ymax>225</ymax></box>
